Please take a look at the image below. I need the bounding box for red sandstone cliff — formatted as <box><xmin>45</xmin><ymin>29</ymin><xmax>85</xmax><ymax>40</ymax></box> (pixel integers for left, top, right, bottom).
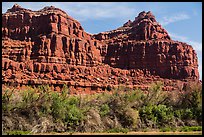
<box><xmin>2</xmin><ymin>4</ymin><xmax>102</xmax><ymax>67</ymax></box>
<box><xmin>2</xmin><ymin>4</ymin><xmax>200</xmax><ymax>93</ymax></box>
<box><xmin>94</xmin><ymin>11</ymin><xmax>199</xmax><ymax>79</ymax></box>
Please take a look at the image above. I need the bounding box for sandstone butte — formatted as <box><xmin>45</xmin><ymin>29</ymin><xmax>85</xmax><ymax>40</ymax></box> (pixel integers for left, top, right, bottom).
<box><xmin>2</xmin><ymin>4</ymin><xmax>201</xmax><ymax>94</ymax></box>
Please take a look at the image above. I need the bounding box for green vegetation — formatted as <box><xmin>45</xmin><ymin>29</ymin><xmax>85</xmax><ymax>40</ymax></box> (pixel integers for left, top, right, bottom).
<box><xmin>106</xmin><ymin>128</ymin><xmax>129</xmax><ymax>133</ymax></box>
<box><xmin>99</xmin><ymin>104</ymin><xmax>110</xmax><ymax>117</ymax></box>
<box><xmin>5</xmin><ymin>130</ymin><xmax>31</xmax><ymax>135</ymax></box>
<box><xmin>179</xmin><ymin>126</ymin><xmax>202</xmax><ymax>132</ymax></box>
<box><xmin>159</xmin><ymin>126</ymin><xmax>202</xmax><ymax>132</ymax></box>
<box><xmin>2</xmin><ymin>81</ymin><xmax>202</xmax><ymax>134</ymax></box>
<box><xmin>139</xmin><ymin>104</ymin><xmax>174</xmax><ymax>127</ymax></box>
<box><xmin>160</xmin><ymin>127</ymin><xmax>172</xmax><ymax>132</ymax></box>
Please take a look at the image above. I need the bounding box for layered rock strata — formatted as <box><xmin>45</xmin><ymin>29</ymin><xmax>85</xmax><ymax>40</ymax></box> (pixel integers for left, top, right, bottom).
<box><xmin>2</xmin><ymin>4</ymin><xmax>102</xmax><ymax>67</ymax></box>
<box><xmin>2</xmin><ymin>5</ymin><xmax>200</xmax><ymax>93</ymax></box>
<box><xmin>94</xmin><ymin>11</ymin><xmax>199</xmax><ymax>79</ymax></box>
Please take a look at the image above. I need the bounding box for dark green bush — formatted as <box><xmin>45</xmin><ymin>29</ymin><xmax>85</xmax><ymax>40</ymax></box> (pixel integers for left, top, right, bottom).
<box><xmin>139</xmin><ymin>104</ymin><xmax>174</xmax><ymax>126</ymax></box>
<box><xmin>51</xmin><ymin>92</ymin><xmax>67</xmax><ymax>121</ymax></box>
<box><xmin>50</xmin><ymin>92</ymin><xmax>84</xmax><ymax>129</ymax></box>
<box><xmin>139</xmin><ymin>105</ymin><xmax>157</xmax><ymax>123</ymax></box>
<box><xmin>182</xmin><ymin>109</ymin><xmax>194</xmax><ymax>120</ymax></box>
<box><xmin>65</xmin><ymin>105</ymin><xmax>84</xmax><ymax>128</ymax></box>
<box><xmin>68</xmin><ymin>96</ymin><xmax>80</xmax><ymax>106</ymax></box>
<box><xmin>99</xmin><ymin>104</ymin><xmax>110</xmax><ymax>117</ymax></box>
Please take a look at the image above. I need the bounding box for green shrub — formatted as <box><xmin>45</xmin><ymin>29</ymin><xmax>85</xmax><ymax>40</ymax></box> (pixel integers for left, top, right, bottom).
<box><xmin>2</xmin><ymin>88</ymin><xmax>14</xmax><ymax>112</ymax></box>
<box><xmin>179</xmin><ymin>82</ymin><xmax>202</xmax><ymax>109</ymax></box>
<box><xmin>68</xmin><ymin>96</ymin><xmax>80</xmax><ymax>106</ymax></box>
<box><xmin>123</xmin><ymin>108</ymin><xmax>139</xmax><ymax>128</ymax></box>
<box><xmin>38</xmin><ymin>92</ymin><xmax>52</xmax><ymax>115</ymax></box>
<box><xmin>174</xmin><ymin>109</ymin><xmax>182</xmax><ymax>119</ymax></box>
<box><xmin>51</xmin><ymin>92</ymin><xmax>67</xmax><ymax>121</ymax></box>
<box><xmin>139</xmin><ymin>105</ymin><xmax>174</xmax><ymax>126</ymax></box>
<box><xmin>99</xmin><ymin>104</ymin><xmax>110</xmax><ymax>117</ymax></box>
<box><xmin>50</xmin><ymin>91</ymin><xmax>84</xmax><ymax>129</ymax></box>
<box><xmin>182</xmin><ymin>109</ymin><xmax>194</xmax><ymax>120</ymax></box>
<box><xmin>193</xmin><ymin>106</ymin><xmax>202</xmax><ymax>122</ymax></box>
<box><xmin>174</xmin><ymin>109</ymin><xmax>194</xmax><ymax>120</ymax></box>
<box><xmin>115</xmin><ymin>107</ymin><xmax>139</xmax><ymax>129</ymax></box>
<box><xmin>37</xmin><ymin>84</ymin><xmax>51</xmax><ymax>93</ymax></box>
<box><xmin>65</xmin><ymin>105</ymin><xmax>84</xmax><ymax>129</ymax></box>
<box><xmin>123</xmin><ymin>89</ymin><xmax>145</xmax><ymax>108</ymax></box>
<box><xmin>153</xmin><ymin>105</ymin><xmax>174</xmax><ymax>125</ymax></box>
<box><xmin>139</xmin><ymin>105</ymin><xmax>157</xmax><ymax>123</ymax></box>
<box><xmin>20</xmin><ymin>86</ymin><xmax>40</xmax><ymax>109</ymax></box>
<box><xmin>190</xmin><ymin>84</ymin><xmax>202</xmax><ymax>121</ymax></box>
<box><xmin>61</xmin><ymin>84</ymin><xmax>70</xmax><ymax>98</ymax></box>
<box><xmin>142</xmin><ymin>82</ymin><xmax>167</xmax><ymax>106</ymax></box>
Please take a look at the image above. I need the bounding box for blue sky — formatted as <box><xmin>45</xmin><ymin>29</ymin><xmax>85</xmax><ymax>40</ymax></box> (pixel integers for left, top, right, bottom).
<box><xmin>2</xmin><ymin>2</ymin><xmax>202</xmax><ymax>80</ymax></box>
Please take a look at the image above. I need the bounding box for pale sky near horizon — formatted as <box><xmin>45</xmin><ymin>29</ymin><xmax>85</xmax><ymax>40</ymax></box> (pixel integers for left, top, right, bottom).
<box><xmin>2</xmin><ymin>2</ymin><xmax>202</xmax><ymax>80</ymax></box>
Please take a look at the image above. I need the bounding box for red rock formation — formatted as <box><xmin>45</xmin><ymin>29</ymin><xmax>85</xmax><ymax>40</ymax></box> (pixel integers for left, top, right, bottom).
<box><xmin>95</xmin><ymin>11</ymin><xmax>170</xmax><ymax>41</ymax></box>
<box><xmin>2</xmin><ymin>4</ymin><xmax>102</xmax><ymax>67</ymax></box>
<box><xmin>2</xmin><ymin>5</ymin><xmax>200</xmax><ymax>93</ymax></box>
<box><xmin>94</xmin><ymin>11</ymin><xmax>199</xmax><ymax>80</ymax></box>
